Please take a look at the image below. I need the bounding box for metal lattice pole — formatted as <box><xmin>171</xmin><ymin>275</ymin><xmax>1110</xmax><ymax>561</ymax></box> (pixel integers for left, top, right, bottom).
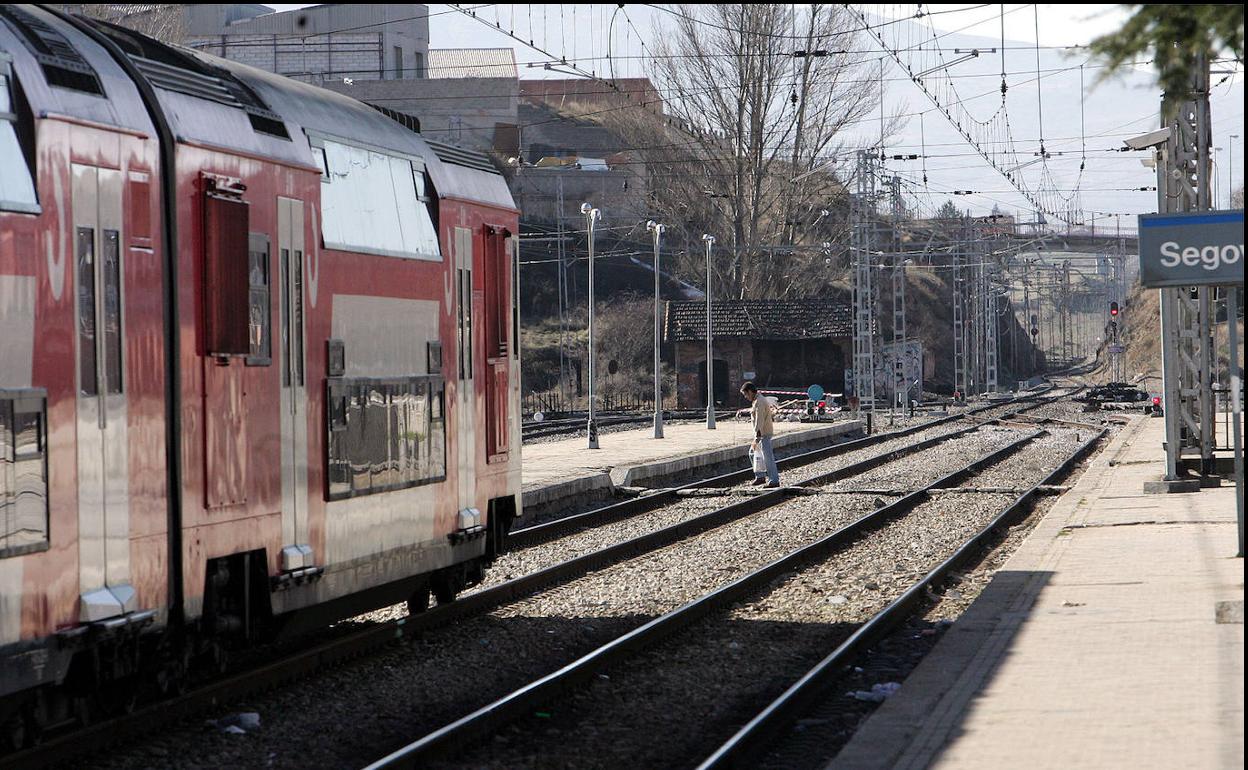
<box><xmin>1158</xmin><ymin>54</ymin><xmax>1216</xmax><ymax>478</ymax></box>
<box><xmin>890</xmin><ymin>175</ymin><xmax>907</xmax><ymax>409</ymax></box>
<box><xmin>852</xmin><ymin>150</ymin><xmax>877</xmax><ymax>416</ymax></box>
<box><xmin>952</xmin><ymin>219</ymin><xmax>967</xmax><ymax>398</ymax></box>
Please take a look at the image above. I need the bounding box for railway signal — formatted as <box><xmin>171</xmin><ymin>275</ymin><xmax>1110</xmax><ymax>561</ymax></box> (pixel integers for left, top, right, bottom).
<box><xmin>1109</xmin><ymin>301</ymin><xmax>1119</xmax><ymax>317</ymax></box>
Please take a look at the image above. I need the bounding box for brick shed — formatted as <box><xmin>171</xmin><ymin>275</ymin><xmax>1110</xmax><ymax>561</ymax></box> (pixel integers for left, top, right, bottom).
<box><xmin>664</xmin><ymin>298</ymin><xmax>853</xmax><ymax>409</ymax></box>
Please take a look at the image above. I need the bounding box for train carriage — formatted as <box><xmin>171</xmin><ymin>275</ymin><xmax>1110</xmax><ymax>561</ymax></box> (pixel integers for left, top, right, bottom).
<box><xmin>0</xmin><ymin>5</ymin><xmax>519</xmax><ymax>742</ymax></box>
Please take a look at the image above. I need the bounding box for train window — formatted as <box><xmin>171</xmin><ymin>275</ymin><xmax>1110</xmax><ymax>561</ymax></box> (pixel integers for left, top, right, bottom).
<box><xmin>246</xmin><ymin>234</ymin><xmax>271</xmax><ymax>366</ymax></box>
<box><xmin>458</xmin><ymin>266</ymin><xmax>473</xmax><ymax>380</ymax></box>
<box><xmin>483</xmin><ymin>227</ymin><xmax>508</xmax><ymax>358</ymax></box>
<box><xmin>325</xmin><ymin>375</ymin><xmax>446</xmax><ymax>500</ymax></box>
<box><xmin>0</xmin><ymin>60</ymin><xmax>38</xmax><ymax>214</ymax></box>
<box><xmin>203</xmin><ymin>189</ymin><xmax>251</xmax><ymax>357</ymax></box>
<box><xmin>314</xmin><ymin>138</ymin><xmax>441</xmax><ymax>260</ymax></box>
<box><xmin>102</xmin><ymin>230</ymin><xmax>123</xmax><ymax>395</ymax></box>
<box><xmin>0</xmin><ymin>389</ymin><xmax>49</xmax><ymax>559</ymax></box>
<box><xmin>76</xmin><ymin>227</ymin><xmax>98</xmax><ymax>397</ymax></box>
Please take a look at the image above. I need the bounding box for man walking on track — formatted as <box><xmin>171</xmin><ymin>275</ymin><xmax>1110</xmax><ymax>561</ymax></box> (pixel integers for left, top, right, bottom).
<box><xmin>741</xmin><ymin>381</ymin><xmax>780</xmax><ymax>488</ymax></box>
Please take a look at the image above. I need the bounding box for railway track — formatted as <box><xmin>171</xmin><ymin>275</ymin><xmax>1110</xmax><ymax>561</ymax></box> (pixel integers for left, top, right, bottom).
<box><xmin>367</xmin><ymin>423</ymin><xmax>1103</xmax><ymax>769</ymax></box>
<box><xmin>2</xmin><ymin>392</ymin><xmax>1073</xmax><ymax>768</ymax></box>
<box><xmin>511</xmin><ymin>390</ymin><xmax>1059</xmax><ymax>545</ymax></box>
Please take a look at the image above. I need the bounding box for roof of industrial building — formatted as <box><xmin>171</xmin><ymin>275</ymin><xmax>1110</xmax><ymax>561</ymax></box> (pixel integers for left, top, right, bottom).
<box><xmin>665</xmin><ymin>298</ymin><xmax>853</xmax><ymax>342</ymax></box>
<box><xmin>427</xmin><ymin>48</ymin><xmax>517</xmax><ymax>79</ymax></box>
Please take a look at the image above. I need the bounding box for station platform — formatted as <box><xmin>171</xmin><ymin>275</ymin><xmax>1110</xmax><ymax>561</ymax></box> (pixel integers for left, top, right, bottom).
<box><xmin>829</xmin><ymin>415</ymin><xmax>1244</xmax><ymax>770</ymax></box>
<box><xmin>521</xmin><ymin>417</ymin><xmax>863</xmax><ymax>518</ymax></box>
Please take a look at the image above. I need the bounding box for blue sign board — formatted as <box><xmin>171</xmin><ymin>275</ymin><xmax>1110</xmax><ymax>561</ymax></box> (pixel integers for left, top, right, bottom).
<box><xmin>1137</xmin><ymin>210</ymin><xmax>1244</xmax><ymax>288</ymax></box>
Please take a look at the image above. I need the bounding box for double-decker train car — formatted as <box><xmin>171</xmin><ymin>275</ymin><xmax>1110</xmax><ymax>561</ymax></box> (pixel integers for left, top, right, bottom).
<box><xmin>0</xmin><ymin>5</ymin><xmax>519</xmax><ymax>743</ymax></box>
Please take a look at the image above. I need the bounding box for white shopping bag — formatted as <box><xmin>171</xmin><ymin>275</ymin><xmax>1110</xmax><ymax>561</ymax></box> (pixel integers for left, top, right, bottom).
<box><xmin>752</xmin><ymin>447</ymin><xmax>767</xmax><ymax>474</ymax></box>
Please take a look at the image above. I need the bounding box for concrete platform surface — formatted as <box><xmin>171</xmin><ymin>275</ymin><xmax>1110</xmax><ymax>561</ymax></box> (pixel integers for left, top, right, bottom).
<box><xmin>828</xmin><ymin>415</ymin><xmax>1244</xmax><ymax>770</ymax></box>
<box><xmin>520</xmin><ymin>418</ymin><xmax>861</xmax><ymax>513</ymax></box>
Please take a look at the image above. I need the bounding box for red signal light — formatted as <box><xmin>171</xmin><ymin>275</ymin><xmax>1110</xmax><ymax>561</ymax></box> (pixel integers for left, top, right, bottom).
<box><xmin>817</xmin><ymin>400</ymin><xmax>826</xmax><ymax>408</ymax></box>
<box><xmin>1109</xmin><ymin>301</ymin><xmax>1120</xmax><ymax>317</ymax></box>
<box><xmin>1152</xmin><ymin>396</ymin><xmax>1161</xmax><ymax>406</ymax></box>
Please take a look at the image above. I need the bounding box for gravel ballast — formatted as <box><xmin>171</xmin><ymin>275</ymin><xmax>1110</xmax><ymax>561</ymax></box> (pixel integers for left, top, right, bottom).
<box><xmin>94</xmin><ymin>412</ymin><xmax>1080</xmax><ymax>770</ymax></box>
<box><xmin>440</xmin><ymin>429</ymin><xmax>1092</xmax><ymax>769</ymax></box>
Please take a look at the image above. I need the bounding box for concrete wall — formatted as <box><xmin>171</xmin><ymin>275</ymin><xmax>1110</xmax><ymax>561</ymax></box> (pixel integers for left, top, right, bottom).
<box><xmin>319</xmin><ymin>77</ymin><xmax>518</xmax><ymax>151</ymax></box>
<box><xmin>520</xmin><ymin>78</ymin><xmax>663</xmax><ymax>115</ymax></box>
<box><xmin>672</xmin><ymin>338</ymin><xmax>851</xmax><ymax>408</ymax></box>
<box><xmin>187</xmin><ymin>3</ymin><xmax>429</xmax><ymax>83</ymax></box>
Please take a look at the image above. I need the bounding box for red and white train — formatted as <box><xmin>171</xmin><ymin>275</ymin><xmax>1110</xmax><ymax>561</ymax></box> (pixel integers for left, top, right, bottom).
<box><xmin>0</xmin><ymin>5</ymin><xmax>519</xmax><ymax>742</ymax></box>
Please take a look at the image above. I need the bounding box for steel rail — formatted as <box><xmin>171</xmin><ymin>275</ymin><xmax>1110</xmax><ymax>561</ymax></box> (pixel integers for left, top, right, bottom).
<box><xmin>696</xmin><ymin>429</ymin><xmax>1107</xmax><ymax>769</ymax></box>
<box><xmin>1</xmin><ymin>406</ymin><xmax>1048</xmax><ymax>769</ymax></box>
<box><xmin>510</xmin><ymin>390</ymin><xmax>1057</xmax><ymax>550</ymax></box>
<box><xmin>511</xmin><ymin>413</ymin><xmax>956</xmax><ymax>549</ymax></box>
<box><xmin>364</xmin><ymin>430</ymin><xmax>1050</xmax><ymax>768</ymax></box>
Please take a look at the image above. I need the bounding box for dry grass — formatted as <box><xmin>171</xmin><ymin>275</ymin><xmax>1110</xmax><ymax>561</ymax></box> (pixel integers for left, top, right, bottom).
<box><xmin>1124</xmin><ymin>282</ymin><xmax>1245</xmax><ymax>386</ymax></box>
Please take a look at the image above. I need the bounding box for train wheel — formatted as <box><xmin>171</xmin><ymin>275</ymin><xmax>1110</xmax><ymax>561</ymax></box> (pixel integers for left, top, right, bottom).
<box><xmin>2</xmin><ymin>709</ymin><xmax>30</xmax><ymax>752</ymax></box>
<box><xmin>406</xmin><ymin>586</ymin><xmax>431</xmax><ymax>616</ymax></box>
<box><xmin>100</xmin><ymin>688</ymin><xmax>137</xmax><ymax>717</ymax></box>
<box><xmin>157</xmin><ymin>651</ymin><xmax>191</xmax><ymax>696</ymax></box>
<box><xmin>430</xmin><ymin>573</ymin><xmax>458</xmax><ymax>605</ymax></box>
<box><xmin>72</xmin><ymin>695</ymin><xmax>96</xmax><ymax>728</ymax></box>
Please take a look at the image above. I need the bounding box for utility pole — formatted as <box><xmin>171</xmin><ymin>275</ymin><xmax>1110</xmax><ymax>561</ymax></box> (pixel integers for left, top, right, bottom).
<box><xmin>1157</xmin><ymin>54</ymin><xmax>1216</xmax><ymax>479</ymax></box>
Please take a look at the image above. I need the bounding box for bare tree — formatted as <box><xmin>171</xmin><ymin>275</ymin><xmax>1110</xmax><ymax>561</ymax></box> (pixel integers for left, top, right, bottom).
<box><xmin>618</xmin><ymin>4</ymin><xmax>888</xmax><ymax>298</ymax></box>
<box><xmin>76</xmin><ymin>4</ymin><xmax>187</xmax><ymax>45</ymax></box>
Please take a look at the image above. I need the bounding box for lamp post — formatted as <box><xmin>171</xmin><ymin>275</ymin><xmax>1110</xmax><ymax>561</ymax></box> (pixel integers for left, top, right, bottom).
<box><xmin>702</xmin><ymin>233</ymin><xmax>716</xmax><ymax>430</ymax></box>
<box><xmin>1231</xmin><ymin>135</ymin><xmax>1240</xmax><ymax>208</ymax></box>
<box><xmin>647</xmin><ymin>220</ymin><xmax>666</xmax><ymax>439</ymax></box>
<box><xmin>581</xmin><ymin>202</ymin><xmax>601</xmax><ymax>449</ymax></box>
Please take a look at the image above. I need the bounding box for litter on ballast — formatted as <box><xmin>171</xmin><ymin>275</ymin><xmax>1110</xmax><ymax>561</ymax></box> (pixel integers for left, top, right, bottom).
<box><xmin>848</xmin><ymin>682</ymin><xmax>902</xmax><ymax>702</ymax></box>
<box><xmin>214</xmin><ymin>712</ymin><xmax>261</xmax><ymax>733</ymax></box>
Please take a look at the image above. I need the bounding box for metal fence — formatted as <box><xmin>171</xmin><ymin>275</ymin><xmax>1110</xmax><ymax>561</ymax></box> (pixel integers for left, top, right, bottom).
<box><xmin>523</xmin><ymin>392</ymin><xmax>658</xmax><ymax>417</ymax></box>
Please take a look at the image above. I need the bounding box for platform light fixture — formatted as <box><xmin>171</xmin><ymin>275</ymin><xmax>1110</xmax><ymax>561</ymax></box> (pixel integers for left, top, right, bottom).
<box><xmin>582</xmin><ymin>202</ymin><xmax>601</xmax><ymax>449</ymax></box>
<box><xmin>647</xmin><ymin>220</ymin><xmax>666</xmax><ymax>439</ymax></box>
<box><xmin>702</xmin><ymin>233</ymin><xmax>716</xmax><ymax>430</ymax></box>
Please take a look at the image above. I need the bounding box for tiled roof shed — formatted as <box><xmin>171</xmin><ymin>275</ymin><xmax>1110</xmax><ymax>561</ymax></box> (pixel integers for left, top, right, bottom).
<box><xmin>427</xmin><ymin>48</ymin><xmax>518</xmax><ymax>79</ymax></box>
<box><xmin>665</xmin><ymin>299</ymin><xmax>853</xmax><ymax>342</ymax></box>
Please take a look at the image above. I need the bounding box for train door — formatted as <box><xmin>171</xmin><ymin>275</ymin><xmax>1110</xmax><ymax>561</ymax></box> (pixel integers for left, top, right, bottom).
<box><xmin>277</xmin><ymin>197</ymin><xmax>311</xmax><ymax>571</ymax></box>
<box><xmin>483</xmin><ymin>226</ymin><xmax>509</xmax><ymax>463</ymax></box>
<box><xmin>72</xmin><ymin>163</ymin><xmax>134</xmax><ymax>621</ymax></box>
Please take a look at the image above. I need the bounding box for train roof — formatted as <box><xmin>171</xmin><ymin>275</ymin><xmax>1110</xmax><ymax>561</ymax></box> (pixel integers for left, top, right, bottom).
<box><xmin>0</xmin><ymin>5</ymin><xmax>154</xmax><ymax>136</ymax></box>
<box><xmin>199</xmin><ymin>51</ymin><xmax>514</xmax><ymax>211</ymax></box>
<box><xmin>1</xmin><ymin>5</ymin><xmax>514</xmax><ymax>212</ymax></box>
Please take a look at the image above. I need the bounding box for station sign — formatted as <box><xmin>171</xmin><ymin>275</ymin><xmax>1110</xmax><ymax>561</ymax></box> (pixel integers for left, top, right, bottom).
<box><xmin>1137</xmin><ymin>210</ymin><xmax>1244</xmax><ymax>288</ymax></box>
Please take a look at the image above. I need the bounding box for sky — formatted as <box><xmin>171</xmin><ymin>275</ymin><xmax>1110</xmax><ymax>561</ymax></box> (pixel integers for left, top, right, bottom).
<box><xmin>263</xmin><ymin>4</ymin><xmax>1244</xmax><ymax>221</ymax></box>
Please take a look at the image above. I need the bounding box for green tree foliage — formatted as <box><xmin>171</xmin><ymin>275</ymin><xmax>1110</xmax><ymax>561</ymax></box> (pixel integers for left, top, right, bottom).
<box><xmin>1089</xmin><ymin>5</ymin><xmax>1244</xmax><ymax>101</ymax></box>
<box><xmin>936</xmin><ymin>199</ymin><xmax>962</xmax><ymax>220</ymax></box>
